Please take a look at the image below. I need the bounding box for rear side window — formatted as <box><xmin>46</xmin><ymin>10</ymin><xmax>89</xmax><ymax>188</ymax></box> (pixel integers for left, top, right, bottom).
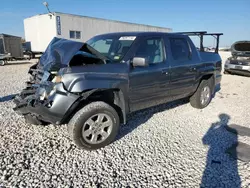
<box><xmin>170</xmin><ymin>38</ymin><xmax>190</xmax><ymax>61</ymax></box>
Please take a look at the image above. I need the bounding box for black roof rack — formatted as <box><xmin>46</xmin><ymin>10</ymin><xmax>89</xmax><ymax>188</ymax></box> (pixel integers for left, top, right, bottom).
<box><xmin>173</xmin><ymin>31</ymin><xmax>223</xmax><ymax>53</ymax></box>
<box><xmin>204</xmin><ymin>33</ymin><xmax>223</xmax><ymax>36</ymax></box>
<box><xmin>173</xmin><ymin>31</ymin><xmax>207</xmax><ymax>35</ymax></box>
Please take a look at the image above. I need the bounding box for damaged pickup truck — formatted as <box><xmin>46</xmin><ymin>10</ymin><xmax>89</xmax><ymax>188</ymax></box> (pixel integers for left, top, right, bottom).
<box><xmin>14</xmin><ymin>31</ymin><xmax>223</xmax><ymax>150</ymax></box>
<box><xmin>224</xmin><ymin>41</ymin><xmax>250</xmax><ymax>76</ymax></box>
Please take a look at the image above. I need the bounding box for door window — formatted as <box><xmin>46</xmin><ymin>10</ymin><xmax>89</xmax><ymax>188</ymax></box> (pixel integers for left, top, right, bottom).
<box><xmin>170</xmin><ymin>38</ymin><xmax>190</xmax><ymax>61</ymax></box>
<box><xmin>135</xmin><ymin>38</ymin><xmax>164</xmax><ymax>64</ymax></box>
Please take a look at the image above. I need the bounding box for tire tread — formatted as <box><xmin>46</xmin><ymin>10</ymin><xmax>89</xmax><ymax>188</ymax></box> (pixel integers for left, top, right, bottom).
<box><xmin>190</xmin><ymin>79</ymin><xmax>213</xmax><ymax>109</ymax></box>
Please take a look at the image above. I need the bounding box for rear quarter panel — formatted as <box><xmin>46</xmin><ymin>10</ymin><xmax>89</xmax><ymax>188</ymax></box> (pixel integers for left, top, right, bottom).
<box><xmin>198</xmin><ymin>52</ymin><xmax>222</xmax><ymax>85</ymax></box>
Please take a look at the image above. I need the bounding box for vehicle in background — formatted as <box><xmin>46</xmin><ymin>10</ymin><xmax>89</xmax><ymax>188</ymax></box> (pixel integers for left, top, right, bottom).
<box><xmin>0</xmin><ymin>54</ymin><xmax>11</xmax><ymax>66</ymax></box>
<box><xmin>219</xmin><ymin>47</ymin><xmax>231</xmax><ymax>52</ymax></box>
<box><xmin>224</xmin><ymin>41</ymin><xmax>250</xmax><ymax>76</ymax></box>
<box><xmin>0</xmin><ymin>33</ymin><xmax>30</xmax><ymax>65</ymax></box>
<box><xmin>22</xmin><ymin>42</ymin><xmax>43</xmax><ymax>59</ymax></box>
<box><xmin>13</xmin><ymin>31</ymin><xmax>223</xmax><ymax>150</ymax></box>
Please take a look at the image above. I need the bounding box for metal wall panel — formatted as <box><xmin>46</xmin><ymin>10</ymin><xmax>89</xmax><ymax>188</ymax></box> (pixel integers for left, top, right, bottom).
<box><xmin>0</xmin><ymin>37</ymin><xmax>5</xmax><ymax>54</ymax></box>
<box><xmin>56</xmin><ymin>13</ymin><xmax>172</xmax><ymax>42</ymax></box>
<box><xmin>24</xmin><ymin>12</ymin><xmax>172</xmax><ymax>52</ymax></box>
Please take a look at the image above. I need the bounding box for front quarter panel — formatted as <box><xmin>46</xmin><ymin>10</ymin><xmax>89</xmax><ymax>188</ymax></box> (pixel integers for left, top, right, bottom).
<box><xmin>64</xmin><ymin>73</ymin><xmax>128</xmax><ymax>93</ymax></box>
<box><xmin>61</xmin><ymin>63</ymin><xmax>129</xmax><ymax>93</ymax></box>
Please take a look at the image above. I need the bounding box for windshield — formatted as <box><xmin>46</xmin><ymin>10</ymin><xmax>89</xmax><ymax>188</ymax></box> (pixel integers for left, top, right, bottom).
<box><xmin>86</xmin><ymin>35</ymin><xmax>136</xmax><ymax>61</ymax></box>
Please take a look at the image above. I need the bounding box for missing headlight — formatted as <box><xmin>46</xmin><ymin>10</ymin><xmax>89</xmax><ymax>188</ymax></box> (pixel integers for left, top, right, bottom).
<box><xmin>39</xmin><ymin>90</ymin><xmax>47</xmax><ymax>101</ymax></box>
<box><xmin>52</xmin><ymin>75</ymin><xmax>62</xmax><ymax>83</ymax></box>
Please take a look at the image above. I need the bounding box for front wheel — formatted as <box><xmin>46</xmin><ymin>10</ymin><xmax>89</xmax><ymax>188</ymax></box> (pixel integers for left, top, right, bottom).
<box><xmin>190</xmin><ymin>79</ymin><xmax>213</xmax><ymax>109</ymax></box>
<box><xmin>68</xmin><ymin>101</ymin><xmax>120</xmax><ymax>150</ymax></box>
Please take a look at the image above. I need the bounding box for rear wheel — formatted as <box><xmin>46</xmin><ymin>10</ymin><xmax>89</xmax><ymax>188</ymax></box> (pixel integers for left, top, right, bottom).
<box><xmin>190</xmin><ymin>79</ymin><xmax>213</xmax><ymax>109</ymax></box>
<box><xmin>68</xmin><ymin>101</ymin><xmax>120</xmax><ymax>150</ymax></box>
<box><xmin>224</xmin><ymin>70</ymin><xmax>230</xmax><ymax>75</ymax></box>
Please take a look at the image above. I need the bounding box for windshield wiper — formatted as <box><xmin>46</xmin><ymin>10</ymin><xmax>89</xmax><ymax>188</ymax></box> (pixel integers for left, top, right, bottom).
<box><xmin>83</xmin><ymin>43</ymin><xmax>111</xmax><ymax>62</ymax></box>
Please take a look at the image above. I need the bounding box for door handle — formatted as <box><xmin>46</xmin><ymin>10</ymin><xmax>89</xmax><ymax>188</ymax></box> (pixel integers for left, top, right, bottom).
<box><xmin>189</xmin><ymin>67</ymin><xmax>197</xmax><ymax>72</ymax></box>
<box><xmin>162</xmin><ymin>70</ymin><xmax>168</xmax><ymax>75</ymax></box>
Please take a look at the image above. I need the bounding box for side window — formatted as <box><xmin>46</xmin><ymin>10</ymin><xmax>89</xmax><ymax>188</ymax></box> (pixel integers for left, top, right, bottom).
<box><xmin>69</xmin><ymin>31</ymin><xmax>75</xmax><ymax>39</ymax></box>
<box><xmin>69</xmin><ymin>31</ymin><xmax>81</xmax><ymax>39</ymax></box>
<box><xmin>135</xmin><ymin>38</ymin><xmax>164</xmax><ymax>64</ymax></box>
<box><xmin>170</xmin><ymin>38</ymin><xmax>190</xmax><ymax>61</ymax></box>
<box><xmin>75</xmin><ymin>31</ymin><xmax>81</xmax><ymax>39</ymax></box>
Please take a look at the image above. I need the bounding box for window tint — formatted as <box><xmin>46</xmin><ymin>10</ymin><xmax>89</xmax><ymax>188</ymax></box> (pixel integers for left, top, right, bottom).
<box><xmin>115</xmin><ymin>40</ymin><xmax>133</xmax><ymax>54</ymax></box>
<box><xmin>88</xmin><ymin>37</ymin><xmax>134</xmax><ymax>61</ymax></box>
<box><xmin>91</xmin><ymin>39</ymin><xmax>112</xmax><ymax>54</ymax></box>
<box><xmin>135</xmin><ymin>38</ymin><xmax>164</xmax><ymax>64</ymax></box>
<box><xmin>69</xmin><ymin>31</ymin><xmax>81</xmax><ymax>39</ymax></box>
<box><xmin>170</xmin><ymin>38</ymin><xmax>190</xmax><ymax>61</ymax></box>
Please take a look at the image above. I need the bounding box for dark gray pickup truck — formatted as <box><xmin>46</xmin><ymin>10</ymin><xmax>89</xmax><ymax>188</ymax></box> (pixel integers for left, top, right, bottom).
<box><xmin>14</xmin><ymin>31</ymin><xmax>223</xmax><ymax>150</ymax></box>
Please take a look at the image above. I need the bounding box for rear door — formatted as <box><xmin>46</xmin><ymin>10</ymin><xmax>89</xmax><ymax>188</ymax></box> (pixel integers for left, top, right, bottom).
<box><xmin>128</xmin><ymin>36</ymin><xmax>170</xmax><ymax>112</ymax></box>
<box><xmin>167</xmin><ymin>36</ymin><xmax>198</xmax><ymax>98</ymax></box>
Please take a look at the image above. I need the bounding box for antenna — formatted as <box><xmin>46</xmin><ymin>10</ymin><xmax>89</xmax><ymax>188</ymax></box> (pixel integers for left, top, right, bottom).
<box><xmin>43</xmin><ymin>2</ymin><xmax>52</xmax><ymax>14</ymax></box>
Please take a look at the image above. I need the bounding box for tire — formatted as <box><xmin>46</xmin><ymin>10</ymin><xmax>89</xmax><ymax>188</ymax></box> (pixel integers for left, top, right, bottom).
<box><xmin>190</xmin><ymin>79</ymin><xmax>213</xmax><ymax>109</ymax></box>
<box><xmin>224</xmin><ymin>70</ymin><xmax>230</xmax><ymax>75</ymax></box>
<box><xmin>0</xmin><ymin>60</ymin><xmax>5</xmax><ymax>66</ymax></box>
<box><xmin>68</xmin><ymin>101</ymin><xmax>120</xmax><ymax>150</ymax></box>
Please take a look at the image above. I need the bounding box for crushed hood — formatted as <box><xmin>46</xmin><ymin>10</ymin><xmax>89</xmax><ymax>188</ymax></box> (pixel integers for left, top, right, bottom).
<box><xmin>38</xmin><ymin>37</ymin><xmax>108</xmax><ymax>71</ymax></box>
<box><xmin>231</xmin><ymin>41</ymin><xmax>250</xmax><ymax>57</ymax></box>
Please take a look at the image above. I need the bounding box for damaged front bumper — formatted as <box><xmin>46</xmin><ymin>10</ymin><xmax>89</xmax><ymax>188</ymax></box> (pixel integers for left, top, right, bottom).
<box><xmin>13</xmin><ymin>80</ymin><xmax>80</xmax><ymax>125</ymax></box>
<box><xmin>225</xmin><ymin>60</ymin><xmax>250</xmax><ymax>76</ymax></box>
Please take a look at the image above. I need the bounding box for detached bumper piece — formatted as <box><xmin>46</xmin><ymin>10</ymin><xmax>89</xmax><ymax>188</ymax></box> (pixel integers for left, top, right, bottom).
<box><xmin>13</xmin><ymin>94</ymin><xmax>50</xmax><ymax>125</ymax></box>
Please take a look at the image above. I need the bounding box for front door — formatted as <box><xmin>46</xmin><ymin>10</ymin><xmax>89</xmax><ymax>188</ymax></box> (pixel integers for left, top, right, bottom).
<box><xmin>128</xmin><ymin>37</ymin><xmax>170</xmax><ymax>112</ymax></box>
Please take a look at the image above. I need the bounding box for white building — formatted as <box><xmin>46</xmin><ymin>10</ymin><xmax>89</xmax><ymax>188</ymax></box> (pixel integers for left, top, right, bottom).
<box><xmin>24</xmin><ymin>12</ymin><xmax>172</xmax><ymax>53</ymax></box>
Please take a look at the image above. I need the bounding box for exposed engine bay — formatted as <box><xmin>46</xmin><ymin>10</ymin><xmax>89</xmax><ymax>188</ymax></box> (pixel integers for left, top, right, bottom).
<box><xmin>231</xmin><ymin>41</ymin><xmax>250</xmax><ymax>57</ymax></box>
<box><xmin>224</xmin><ymin>41</ymin><xmax>250</xmax><ymax>76</ymax></box>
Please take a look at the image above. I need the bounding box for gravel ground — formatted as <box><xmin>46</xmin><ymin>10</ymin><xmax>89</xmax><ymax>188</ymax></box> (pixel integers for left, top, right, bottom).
<box><xmin>0</xmin><ymin>52</ymin><xmax>250</xmax><ymax>187</ymax></box>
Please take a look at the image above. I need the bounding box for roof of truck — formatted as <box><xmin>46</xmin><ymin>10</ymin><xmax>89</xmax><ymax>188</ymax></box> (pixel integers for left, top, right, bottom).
<box><xmin>93</xmin><ymin>31</ymin><xmax>222</xmax><ymax>38</ymax></box>
<box><xmin>93</xmin><ymin>31</ymin><xmax>185</xmax><ymax>37</ymax></box>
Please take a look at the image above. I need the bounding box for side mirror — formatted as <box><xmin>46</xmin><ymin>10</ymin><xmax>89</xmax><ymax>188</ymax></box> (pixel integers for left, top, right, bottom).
<box><xmin>132</xmin><ymin>57</ymin><xmax>148</xmax><ymax>67</ymax></box>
